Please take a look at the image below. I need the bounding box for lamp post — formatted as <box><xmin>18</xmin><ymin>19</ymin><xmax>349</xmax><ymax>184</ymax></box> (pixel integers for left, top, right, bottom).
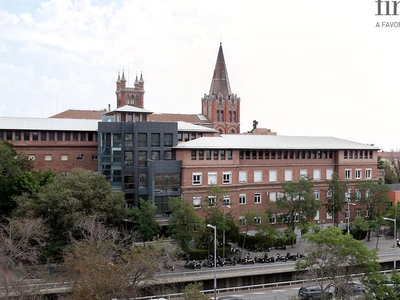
<box><xmin>207</xmin><ymin>224</ymin><xmax>217</xmax><ymax>300</ymax></box>
<box><xmin>222</xmin><ymin>204</ymin><xmax>231</xmax><ymax>260</ymax></box>
<box><xmin>346</xmin><ymin>201</ymin><xmax>356</xmax><ymax>234</ymax></box>
<box><xmin>383</xmin><ymin>217</ymin><xmax>397</xmax><ymax>269</ymax></box>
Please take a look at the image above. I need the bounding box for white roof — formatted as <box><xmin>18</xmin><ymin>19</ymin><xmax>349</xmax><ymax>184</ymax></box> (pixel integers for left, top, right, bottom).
<box><xmin>177</xmin><ymin>121</ymin><xmax>217</xmax><ymax>133</ymax></box>
<box><xmin>174</xmin><ymin>134</ymin><xmax>380</xmax><ymax>150</ymax></box>
<box><xmin>106</xmin><ymin>105</ymin><xmax>153</xmax><ymax>114</ymax></box>
<box><xmin>0</xmin><ymin>116</ymin><xmax>99</xmax><ymax>131</ymax></box>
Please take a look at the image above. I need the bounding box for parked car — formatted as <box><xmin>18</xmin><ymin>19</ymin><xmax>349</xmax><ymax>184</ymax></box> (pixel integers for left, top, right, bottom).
<box><xmin>298</xmin><ymin>285</ymin><xmax>333</xmax><ymax>300</ymax></box>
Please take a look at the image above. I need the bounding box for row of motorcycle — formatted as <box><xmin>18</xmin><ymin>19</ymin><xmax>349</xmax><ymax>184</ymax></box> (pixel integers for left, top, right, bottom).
<box><xmin>184</xmin><ymin>251</ymin><xmax>305</xmax><ymax>269</ymax></box>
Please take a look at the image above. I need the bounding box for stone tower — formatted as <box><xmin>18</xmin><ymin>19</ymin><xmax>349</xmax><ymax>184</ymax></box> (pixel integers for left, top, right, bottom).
<box><xmin>115</xmin><ymin>71</ymin><xmax>145</xmax><ymax>108</ymax></box>
<box><xmin>201</xmin><ymin>43</ymin><xmax>241</xmax><ymax>134</ymax></box>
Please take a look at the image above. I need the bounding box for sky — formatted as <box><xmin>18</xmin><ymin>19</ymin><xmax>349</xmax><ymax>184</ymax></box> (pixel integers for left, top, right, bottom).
<box><xmin>0</xmin><ymin>0</ymin><xmax>399</xmax><ymax>151</ymax></box>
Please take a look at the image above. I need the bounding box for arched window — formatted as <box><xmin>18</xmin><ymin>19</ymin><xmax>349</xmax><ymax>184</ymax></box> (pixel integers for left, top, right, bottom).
<box><xmin>220</xmin><ymin>110</ymin><xmax>224</xmax><ymax>122</ymax></box>
<box><xmin>216</xmin><ymin>110</ymin><xmax>220</xmax><ymax>122</ymax></box>
<box><xmin>229</xmin><ymin>111</ymin><xmax>232</xmax><ymax>122</ymax></box>
<box><xmin>233</xmin><ymin>111</ymin><xmax>236</xmax><ymax>122</ymax></box>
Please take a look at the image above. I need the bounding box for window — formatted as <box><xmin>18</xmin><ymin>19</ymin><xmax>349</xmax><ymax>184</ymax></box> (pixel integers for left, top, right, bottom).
<box><xmin>80</xmin><ymin>132</ymin><xmax>86</xmax><ymax>141</ymax></box>
<box><xmin>92</xmin><ymin>155</ymin><xmax>98</xmax><ymax>160</ymax></box>
<box><xmin>269</xmin><ymin>192</ymin><xmax>276</xmax><ymax>202</ymax></box>
<box><xmin>269</xmin><ymin>170</ymin><xmax>277</xmax><ymax>182</ymax></box>
<box><xmin>164</xmin><ymin>150</ymin><xmax>172</xmax><ymax>160</ymax></box>
<box><xmin>164</xmin><ymin>133</ymin><xmax>173</xmax><ymax>147</ymax></box>
<box><xmin>284</xmin><ymin>170</ymin><xmax>293</xmax><ymax>181</ymax></box>
<box><xmin>345</xmin><ymin>189</ymin><xmax>351</xmax><ymax>202</ymax></box>
<box><xmin>365</xmin><ymin>209</ymin><xmax>370</xmax><ymax>217</ymax></box>
<box><xmin>300</xmin><ymin>169</ymin><xmax>308</xmax><ymax>178</ymax></box>
<box><xmin>254</xmin><ymin>193</ymin><xmax>261</xmax><ymax>204</ymax></box>
<box><xmin>365</xmin><ymin>168</ymin><xmax>372</xmax><ymax>179</ymax></box>
<box><xmin>365</xmin><ymin>189</ymin><xmax>371</xmax><ymax>198</ymax></box>
<box><xmin>24</xmin><ymin>131</ymin><xmax>30</xmax><ymax>141</ymax></box>
<box><xmin>345</xmin><ymin>169</ymin><xmax>352</xmax><ymax>180</ymax></box>
<box><xmin>208</xmin><ymin>172</ymin><xmax>217</xmax><ymax>185</ymax></box>
<box><xmin>222</xmin><ymin>172</ymin><xmax>231</xmax><ymax>184</ymax></box>
<box><xmin>269</xmin><ymin>214</ymin><xmax>276</xmax><ymax>224</ymax></box>
<box><xmin>198</xmin><ymin>150</ymin><xmax>204</xmax><ymax>160</ymax></box>
<box><xmin>239</xmin><ymin>216</ymin><xmax>246</xmax><ymax>227</ymax></box>
<box><xmin>192</xmin><ymin>173</ymin><xmax>202</xmax><ymax>185</ymax></box>
<box><xmin>138</xmin><ymin>133</ymin><xmax>147</xmax><ymax>147</ymax></box>
<box><xmin>124</xmin><ymin>133</ymin><xmax>133</xmax><ymax>147</ymax></box>
<box><xmin>41</xmin><ymin>132</ymin><xmax>47</xmax><ymax>141</ymax></box>
<box><xmin>64</xmin><ymin>132</ymin><xmax>70</xmax><ymax>141</ymax></box>
<box><xmin>326</xmin><ymin>169</ymin><xmax>334</xmax><ymax>180</ymax></box>
<box><xmin>77</xmin><ymin>154</ymin><xmax>84</xmax><ymax>161</ymax></box>
<box><xmin>254</xmin><ymin>170</ymin><xmax>262</xmax><ymax>182</ymax></box>
<box><xmin>213</xmin><ymin>150</ymin><xmax>219</xmax><ymax>160</ymax></box>
<box><xmin>44</xmin><ymin>154</ymin><xmax>52</xmax><ymax>161</ymax></box>
<box><xmin>356</xmin><ymin>209</ymin><xmax>361</xmax><ymax>217</ymax></box>
<box><xmin>313</xmin><ymin>190</ymin><xmax>320</xmax><ymax>200</ymax></box>
<box><xmin>28</xmin><ymin>154</ymin><xmax>35</xmax><ymax>161</ymax></box>
<box><xmin>314</xmin><ymin>210</ymin><xmax>320</xmax><ymax>221</ymax></box>
<box><xmin>227</xmin><ymin>150</ymin><xmax>233</xmax><ymax>160</ymax></box>
<box><xmin>220</xmin><ymin>150</ymin><xmax>226</xmax><ymax>160</ymax></box>
<box><xmin>191</xmin><ymin>150</ymin><xmax>197</xmax><ymax>160</ymax></box>
<box><xmin>125</xmin><ymin>151</ymin><xmax>133</xmax><ymax>166</ymax></box>
<box><xmin>151</xmin><ymin>133</ymin><xmax>160</xmax><ymax>147</ymax></box>
<box><xmin>355</xmin><ymin>169</ymin><xmax>361</xmax><ymax>179</ymax></box>
<box><xmin>138</xmin><ymin>151</ymin><xmax>147</xmax><ymax>167</ymax></box>
<box><xmin>326</xmin><ymin>212</ymin><xmax>333</xmax><ymax>220</ymax></box>
<box><xmin>32</xmin><ymin>131</ymin><xmax>38</xmax><ymax>141</ymax></box>
<box><xmin>73</xmin><ymin>132</ymin><xmax>78</xmax><ymax>141</ymax></box>
<box><xmin>61</xmin><ymin>154</ymin><xmax>68</xmax><ymax>161</ymax></box>
<box><xmin>355</xmin><ymin>189</ymin><xmax>361</xmax><ymax>200</ymax></box>
<box><xmin>254</xmin><ymin>216</ymin><xmax>261</xmax><ymax>224</ymax></box>
<box><xmin>151</xmin><ymin>151</ymin><xmax>160</xmax><ymax>160</ymax></box>
<box><xmin>313</xmin><ymin>169</ymin><xmax>321</xmax><ymax>180</ymax></box>
<box><xmin>208</xmin><ymin>196</ymin><xmax>216</xmax><ymax>207</ymax></box>
<box><xmin>239</xmin><ymin>194</ymin><xmax>246</xmax><ymax>204</ymax></box>
<box><xmin>15</xmin><ymin>131</ymin><xmax>21</xmax><ymax>141</ymax></box>
<box><xmin>239</xmin><ymin>171</ymin><xmax>247</xmax><ymax>183</ymax></box>
<box><xmin>205</xmin><ymin>150</ymin><xmax>211</xmax><ymax>160</ymax></box>
<box><xmin>223</xmin><ymin>195</ymin><xmax>231</xmax><ymax>205</ymax></box>
<box><xmin>193</xmin><ymin>197</ymin><xmax>201</xmax><ymax>208</ymax></box>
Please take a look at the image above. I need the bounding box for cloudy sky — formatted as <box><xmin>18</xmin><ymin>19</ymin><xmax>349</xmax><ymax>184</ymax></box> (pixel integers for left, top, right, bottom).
<box><xmin>0</xmin><ymin>0</ymin><xmax>399</xmax><ymax>150</ymax></box>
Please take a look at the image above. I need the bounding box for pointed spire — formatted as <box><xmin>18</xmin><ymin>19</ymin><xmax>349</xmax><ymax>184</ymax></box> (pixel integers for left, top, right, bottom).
<box><xmin>121</xmin><ymin>71</ymin><xmax>126</xmax><ymax>82</ymax></box>
<box><xmin>139</xmin><ymin>72</ymin><xmax>144</xmax><ymax>83</ymax></box>
<box><xmin>209</xmin><ymin>43</ymin><xmax>231</xmax><ymax>96</ymax></box>
<box><xmin>134</xmin><ymin>74</ymin><xmax>139</xmax><ymax>84</ymax></box>
<box><xmin>116</xmin><ymin>72</ymin><xmax>121</xmax><ymax>83</ymax></box>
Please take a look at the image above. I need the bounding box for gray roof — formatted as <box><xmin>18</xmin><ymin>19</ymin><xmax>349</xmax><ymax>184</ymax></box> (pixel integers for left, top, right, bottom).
<box><xmin>177</xmin><ymin>121</ymin><xmax>218</xmax><ymax>133</ymax></box>
<box><xmin>0</xmin><ymin>116</ymin><xmax>99</xmax><ymax>131</ymax></box>
<box><xmin>174</xmin><ymin>134</ymin><xmax>380</xmax><ymax>150</ymax></box>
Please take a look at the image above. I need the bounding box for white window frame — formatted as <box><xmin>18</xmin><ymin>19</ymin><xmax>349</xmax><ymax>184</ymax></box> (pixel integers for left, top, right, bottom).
<box><xmin>365</xmin><ymin>168</ymin><xmax>372</xmax><ymax>179</ymax></box>
<box><xmin>254</xmin><ymin>170</ymin><xmax>262</xmax><ymax>182</ymax></box>
<box><xmin>269</xmin><ymin>170</ymin><xmax>277</xmax><ymax>182</ymax></box>
<box><xmin>326</xmin><ymin>212</ymin><xmax>333</xmax><ymax>220</ymax></box>
<box><xmin>208</xmin><ymin>195</ymin><xmax>216</xmax><ymax>207</ymax></box>
<box><xmin>223</xmin><ymin>195</ymin><xmax>231</xmax><ymax>205</ymax></box>
<box><xmin>284</xmin><ymin>170</ymin><xmax>293</xmax><ymax>181</ymax></box>
<box><xmin>44</xmin><ymin>154</ymin><xmax>52</xmax><ymax>161</ymax></box>
<box><xmin>313</xmin><ymin>169</ymin><xmax>321</xmax><ymax>180</ymax></box>
<box><xmin>239</xmin><ymin>194</ymin><xmax>246</xmax><ymax>205</ymax></box>
<box><xmin>193</xmin><ymin>196</ymin><xmax>201</xmax><ymax>208</ymax></box>
<box><xmin>192</xmin><ymin>172</ymin><xmax>202</xmax><ymax>185</ymax></box>
<box><xmin>61</xmin><ymin>154</ymin><xmax>68</xmax><ymax>161</ymax></box>
<box><xmin>239</xmin><ymin>171</ymin><xmax>247</xmax><ymax>183</ymax></box>
<box><xmin>345</xmin><ymin>169</ymin><xmax>352</xmax><ymax>180</ymax></box>
<box><xmin>254</xmin><ymin>193</ymin><xmax>261</xmax><ymax>204</ymax></box>
<box><xmin>269</xmin><ymin>192</ymin><xmax>276</xmax><ymax>202</ymax></box>
<box><xmin>300</xmin><ymin>169</ymin><xmax>308</xmax><ymax>179</ymax></box>
<box><xmin>254</xmin><ymin>216</ymin><xmax>261</xmax><ymax>225</ymax></box>
<box><xmin>345</xmin><ymin>189</ymin><xmax>351</xmax><ymax>202</ymax></box>
<box><xmin>239</xmin><ymin>216</ymin><xmax>246</xmax><ymax>227</ymax></box>
<box><xmin>314</xmin><ymin>210</ymin><xmax>320</xmax><ymax>221</ymax></box>
<box><xmin>28</xmin><ymin>154</ymin><xmax>36</xmax><ymax>161</ymax></box>
<box><xmin>326</xmin><ymin>169</ymin><xmax>334</xmax><ymax>180</ymax></box>
<box><xmin>208</xmin><ymin>172</ymin><xmax>217</xmax><ymax>185</ymax></box>
<box><xmin>269</xmin><ymin>214</ymin><xmax>276</xmax><ymax>224</ymax></box>
<box><xmin>355</xmin><ymin>169</ymin><xmax>361</xmax><ymax>180</ymax></box>
<box><xmin>314</xmin><ymin>190</ymin><xmax>320</xmax><ymax>200</ymax></box>
<box><xmin>222</xmin><ymin>172</ymin><xmax>232</xmax><ymax>184</ymax></box>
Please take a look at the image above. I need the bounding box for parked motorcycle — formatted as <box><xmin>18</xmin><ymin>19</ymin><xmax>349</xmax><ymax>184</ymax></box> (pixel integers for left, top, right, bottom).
<box><xmin>184</xmin><ymin>260</ymin><xmax>201</xmax><ymax>269</ymax></box>
<box><xmin>286</xmin><ymin>253</ymin><xmax>298</xmax><ymax>261</ymax></box>
<box><xmin>275</xmin><ymin>253</ymin><xmax>287</xmax><ymax>262</ymax></box>
<box><xmin>223</xmin><ymin>256</ymin><xmax>236</xmax><ymax>266</ymax></box>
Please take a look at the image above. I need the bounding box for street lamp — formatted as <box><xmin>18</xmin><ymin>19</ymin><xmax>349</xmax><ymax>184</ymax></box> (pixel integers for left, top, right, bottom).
<box><xmin>207</xmin><ymin>224</ymin><xmax>217</xmax><ymax>300</ymax></box>
<box><xmin>222</xmin><ymin>204</ymin><xmax>231</xmax><ymax>260</ymax></box>
<box><xmin>346</xmin><ymin>201</ymin><xmax>356</xmax><ymax>234</ymax></box>
<box><xmin>383</xmin><ymin>217</ymin><xmax>397</xmax><ymax>269</ymax></box>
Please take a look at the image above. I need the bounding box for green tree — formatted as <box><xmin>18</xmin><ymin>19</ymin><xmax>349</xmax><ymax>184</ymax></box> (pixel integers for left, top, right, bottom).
<box><xmin>274</xmin><ymin>177</ymin><xmax>320</xmax><ymax>246</ymax></box>
<box><xmin>378</xmin><ymin>155</ymin><xmax>398</xmax><ymax>184</ymax></box>
<box><xmin>182</xmin><ymin>283</ymin><xmax>209</xmax><ymax>300</ymax></box>
<box><xmin>13</xmin><ymin>168</ymin><xmax>126</xmax><ymax>255</ymax></box>
<box><xmin>128</xmin><ymin>199</ymin><xmax>160</xmax><ymax>241</ymax></box>
<box><xmin>0</xmin><ymin>141</ymin><xmax>55</xmax><ymax>216</ymax></box>
<box><xmin>167</xmin><ymin>197</ymin><xmax>204</xmax><ymax>252</ymax></box>
<box><xmin>357</xmin><ymin>180</ymin><xmax>390</xmax><ymax>241</ymax></box>
<box><xmin>325</xmin><ymin>172</ymin><xmax>348</xmax><ymax>227</ymax></box>
<box><xmin>296</xmin><ymin>227</ymin><xmax>380</xmax><ymax>299</ymax></box>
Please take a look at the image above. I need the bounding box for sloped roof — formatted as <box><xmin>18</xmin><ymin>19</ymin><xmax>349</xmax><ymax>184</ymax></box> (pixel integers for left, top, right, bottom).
<box><xmin>148</xmin><ymin>113</ymin><xmax>213</xmax><ymax>125</ymax></box>
<box><xmin>174</xmin><ymin>134</ymin><xmax>380</xmax><ymax>150</ymax></box>
<box><xmin>106</xmin><ymin>105</ymin><xmax>153</xmax><ymax>114</ymax></box>
<box><xmin>177</xmin><ymin>121</ymin><xmax>217</xmax><ymax>133</ymax></box>
<box><xmin>50</xmin><ymin>109</ymin><xmax>103</xmax><ymax>119</ymax></box>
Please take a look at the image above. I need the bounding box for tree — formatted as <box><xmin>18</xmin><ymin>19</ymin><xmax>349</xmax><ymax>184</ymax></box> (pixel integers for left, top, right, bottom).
<box><xmin>167</xmin><ymin>197</ymin><xmax>204</xmax><ymax>252</ymax></box>
<box><xmin>182</xmin><ymin>283</ymin><xmax>209</xmax><ymax>300</ymax></box>
<box><xmin>13</xmin><ymin>168</ymin><xmax>126</xmax><ymax>257</ymax></box>
<box><xmin>357</xmin><ymin>180</ymin><xmax>390</xmax><ymax>241</ymax></box>
<box><xmin>325</xmin><ymin>172</ymin><xmax>348</xmax><ymax>227</ymax></box>
<box><xmin>295</xmin><ymin>227</ymin><xmax>380</xmax><ymax>299</ymax></box>
<box><xmin>0</xmin><ymin>141</ymin><xmax>55</xmax><ymax>216</ymax></box>
<box><xmin>63</xmin><ymin>216</ymin><xmax>181</xmax><ymax>300</ymax></box>
<box><xmin>378</xmin><ymin>155</ymin><xmax>398</xmax><ymax>184</ymax></box>
<box><xmin>128</xmin><ymin>199</ymin><xmax>160</xmax><ymax>241</ymax></box>
<box><xmin>0</xmin><ymin>217</ymin><xmax>48</xmax><ymax>299</ymax></box>
<box><xmin>273</xmin><ymin>177</ymin><xmax>320</xmax><ymax>246</ymax></box>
